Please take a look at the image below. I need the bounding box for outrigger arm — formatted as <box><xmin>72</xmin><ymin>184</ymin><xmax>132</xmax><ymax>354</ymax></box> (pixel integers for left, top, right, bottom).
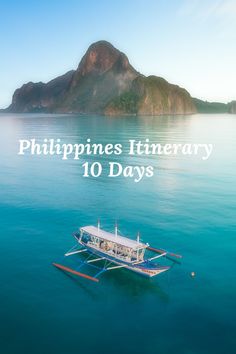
<box><xmin>65</xmin><ymin>248</ymin><xmax>87</xmax><ymax>256</ymax></box>
<box><xmin>147</xmin><ymin>246</ymin><xmax>182</xmax><ymax>260</ymax></box>
<box><xmin>87</xmin><ymin>257</ymin><xmax>105</xmax><ymax>263</ymax></box>
<box><xmin>148</xmin><ymin>252</ymin><xmax>167</xmax><ymax>261</ymax></box>
<box><xmin>53</xmin><ymin>244</ymin><xmax>126</xmax><ymax>283</ymax></box>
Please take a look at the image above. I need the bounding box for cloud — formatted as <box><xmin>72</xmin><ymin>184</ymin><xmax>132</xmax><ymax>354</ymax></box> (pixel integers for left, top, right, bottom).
<box><xmin>177</xmin><ymin>0</ymin><xmax>236</xmax><ymax>39</ymax></box>
<box><xmin>215</xmin><ymin>0</ymin><xmax>236</xmax><ymax>18</ymax></box>
<box><xmin>178</xmin><ymin>0</ymin><xmax>236</xmax><ymax>20</ymax></box>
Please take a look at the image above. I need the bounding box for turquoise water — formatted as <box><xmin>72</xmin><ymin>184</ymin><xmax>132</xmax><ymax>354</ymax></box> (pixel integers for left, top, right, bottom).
<box><xmin>0</xmin><ymin>113</ymin><xmax>235</xmax><ymax>354</ymax></box>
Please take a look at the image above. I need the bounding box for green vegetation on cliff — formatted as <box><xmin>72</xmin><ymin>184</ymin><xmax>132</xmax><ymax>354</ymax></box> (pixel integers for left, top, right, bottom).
<box><xmin>133</xmin><ymin>76</ymin><xmax>169</xmax><ymax>108</ymax></box>
<box><xmin>106</xmin><ymin>92</ymin><xmax>139</xmax><ymax>114</ymax></box>
<box><xmin>105</xmin><ymin>75</ymin><xmax>196</xmax><ymax>115</ymax></box>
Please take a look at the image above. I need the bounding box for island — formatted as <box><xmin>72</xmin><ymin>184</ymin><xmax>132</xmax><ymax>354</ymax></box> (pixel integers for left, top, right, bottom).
<box><xmin>3</xmin><ymin>41</ymin><xmax>235</xmax><ymax>116</ymax></box>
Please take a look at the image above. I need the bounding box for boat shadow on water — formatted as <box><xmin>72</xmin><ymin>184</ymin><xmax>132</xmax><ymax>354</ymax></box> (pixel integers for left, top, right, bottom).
<box><xmin>60</xmin><ymin>271</ymin><xmax>99</xmax><ymax>300</ymax></box>
<box><xmin>56</xmin><ymin>261</ymin><xmax>175</xmax><ymax>303</ymax></box>
<box><xmin>103</xmin><ymin>267</ymin><xmax>171</xmax><ymax>302</ymax></box>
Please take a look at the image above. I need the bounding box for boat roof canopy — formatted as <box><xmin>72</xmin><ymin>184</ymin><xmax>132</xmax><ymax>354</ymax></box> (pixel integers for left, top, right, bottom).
<box><xmin>80</xmin><ymin>225</ymin><xmax>147</xmax><ymax>250</ymax></box>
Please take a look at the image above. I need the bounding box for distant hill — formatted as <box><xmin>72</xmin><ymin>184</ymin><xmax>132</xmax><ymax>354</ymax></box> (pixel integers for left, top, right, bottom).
<box><xmin>4</xmin><ymin>41</ymin><xmax>235</xmax><ymax>116</ymax></box>
<box><xmin>193</xmin><ymin>98</ymin><xmax>228</xmax><ymax>113</ymax></box>
<box><xmin>193</xmin><ymin>98</ymin><xmax>236</xmax><ymax>114</ymax></box>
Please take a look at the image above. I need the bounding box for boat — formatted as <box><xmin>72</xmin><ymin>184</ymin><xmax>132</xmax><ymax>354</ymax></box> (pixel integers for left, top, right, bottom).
<box><xmin>53</xmin><ymin>222</ymin><xmax>182</xmax><ymax>282</ymax></box>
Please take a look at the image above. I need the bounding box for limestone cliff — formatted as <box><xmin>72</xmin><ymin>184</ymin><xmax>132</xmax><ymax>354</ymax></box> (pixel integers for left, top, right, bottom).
<box><xmin>7</xmin><ymin>71</ymin><xmax>75</xmax><ymax>113</ymax></box>
<box><xmin>57</xmin><ymin>41</ymin><xmax>139</xmax><ymax>113</ymax></box>
<box><xmin>5</xmin><ymin>40</ymin><xmax>198</xmax><ymax>115</ymax></box>
<box><xmin>105</xmin><ymin>76</ymin><xmax>196</xmax><ymax>115</ymax></box>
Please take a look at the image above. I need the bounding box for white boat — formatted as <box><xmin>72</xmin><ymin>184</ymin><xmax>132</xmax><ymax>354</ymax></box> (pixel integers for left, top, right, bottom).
<box><xmin>53</xmin><ymin>223</ymin><xmax>182</xmax><ymax>282</ymax></box>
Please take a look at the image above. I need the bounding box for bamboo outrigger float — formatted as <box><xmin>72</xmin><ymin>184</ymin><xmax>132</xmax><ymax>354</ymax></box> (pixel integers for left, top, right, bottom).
<box><xmin>53</xmin><ymin>222</ymin><xmax>182</xmax><ymax>282</ymax></box>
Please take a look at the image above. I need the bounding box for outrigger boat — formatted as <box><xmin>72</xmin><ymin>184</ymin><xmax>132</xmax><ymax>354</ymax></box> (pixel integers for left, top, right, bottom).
<box><xmin>53</xmin><ymin>223</ymin><xmax>182</xmax><ymax>282</ymax></box>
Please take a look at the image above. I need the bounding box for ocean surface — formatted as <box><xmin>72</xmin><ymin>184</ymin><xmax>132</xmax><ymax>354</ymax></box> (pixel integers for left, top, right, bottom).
<box><xmin>0</xmin><ymin>113</ymin><xmax>235</xmax><ymax>354</ymax></box>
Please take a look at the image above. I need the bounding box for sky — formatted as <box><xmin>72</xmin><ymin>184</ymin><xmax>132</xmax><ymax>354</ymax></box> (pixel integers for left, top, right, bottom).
<box><xmin>0</xmin><ymin>0</ymin><xmax>236</xmax><ymax>108</ymax></box>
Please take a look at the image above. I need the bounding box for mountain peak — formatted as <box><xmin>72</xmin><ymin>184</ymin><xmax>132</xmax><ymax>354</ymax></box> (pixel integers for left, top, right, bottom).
<box><xmin>77</xmin><ymin>40</ymin><xmax>130</xmax><ymax>76</ymax></box>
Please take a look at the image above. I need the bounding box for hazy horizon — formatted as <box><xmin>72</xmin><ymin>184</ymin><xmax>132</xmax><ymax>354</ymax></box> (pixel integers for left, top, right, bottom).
<box><xmin>1</xmin><ymin>0</ymin><xmax>236</xmax><ymax>108</ymax></box>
